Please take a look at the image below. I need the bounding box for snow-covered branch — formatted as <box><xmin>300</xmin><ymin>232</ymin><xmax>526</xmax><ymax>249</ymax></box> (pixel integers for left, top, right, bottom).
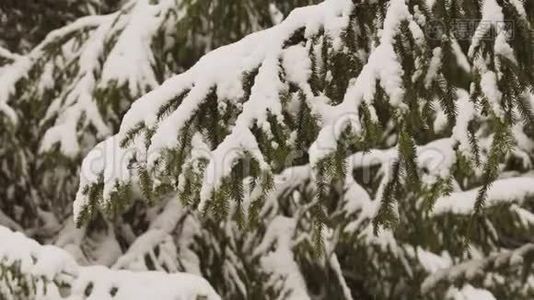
<box><xmin>0</xmin><ymin>226</ymin><xmax>220</xmax><ymax>300</ymax></box>
<box><xmin>433</xmin><ymin>177</ymin><xmax>534</xmax><ymax>215</ymax></box>
<box><xmin>0</xmin><ymin>14</ymin><xmax>112</xmax><ymax>124</ymax></box>
<box><xmin>421</xmin><ymin>243</ymin><xmax>534</xmax><ymax>294</ymax></box>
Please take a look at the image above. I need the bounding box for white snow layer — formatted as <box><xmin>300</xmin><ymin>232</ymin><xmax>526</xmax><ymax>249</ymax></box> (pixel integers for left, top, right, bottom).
<box><xmin>40</xmin><ymin>17</ymin><xmax>114</xmax><ymax>156</ymax></box>
<box><xmin>309</xmin><ymin>0</ymin><xmax>416</xmax><ymax>166</ymax></box>
<box><xmin>100</xmin><ymin>0</ymin><xmax>161</xmax><ymax>95</ymax></box>
<box><xmin>3</xmin><ymin>0</ymin><xmax>182</xmax><ymax>158</ymax></box>
<box><xmin>433</xmin><ymin>177</ymin><xmax>534</xmax><ymax>215</ymax></box>
<box><xmin>468</xmin><ymin>0</ymin><xmax>505</xmax><ymax>57</ymax></box>
<box><xmin>0</xmin><ymin>14</ymin><xmax>109</xmax><ymax>124</ymax></box>
<box><xmin>0</xmin><ymin>226</ymin><xmax>220</xmax><ymax>300</ymax></box>
<box><xmin>254</xmin><ymin>216</ymin><xmax>310</xmax><ymax>300</ymax></box>
<box><xmin>447</xmin><ymin>285</ymin><xmax>497</xmax><ymax>300</ymax></box>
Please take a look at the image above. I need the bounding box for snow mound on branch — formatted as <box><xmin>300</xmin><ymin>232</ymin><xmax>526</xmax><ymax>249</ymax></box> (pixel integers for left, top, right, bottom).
<box><xmin>254</xmin><ymin>216</ymin><xmax>309</xmax><ymax>300</ymax></box>
<box><xmin>72</xmin><ymin>266</ymin><xmax>220</xmax><ymax>300</ymax></box>
<box><xmin>1</xmin><ymin>0</ymin><xmax>183</xmax><ymax>157</ymax></box>
<box><xmin>446</xmin><ymin>285</ymin><xmax>496</xmax><ymax>300</ymax></box>
<box><xmin>433</xmin><ymin>177</ymin><xmax>534</xmax><ymax>215</ymax></box>
<box><xmin>0</xmin><ymin>15</ymin><xmax>109</xmax><ymax>125</ymax></box>
<box><xmin>0</xmin><ymin>226</ymin><xmax>220</xmax><ymax>300</ymax></box>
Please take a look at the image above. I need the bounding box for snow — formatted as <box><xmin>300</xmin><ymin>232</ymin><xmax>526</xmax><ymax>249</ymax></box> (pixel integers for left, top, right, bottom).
<box><xmin>468</xmin><ymin>0</ymin><xmax>504</xmax><ymax>57</ymax></box>
<box><xmin>433</xmin><ymin>177</ymin><xmax>534</xmax><ymax>215</ymax></box>
<box><xmin>425</xmin><ymin>47</ymin><xmax>442</xmax><ymax>88</ymax></box>
<box><xmin>416</xmin><ymin>248</ymin><xmax>452</xmax><ymax>273</ymax></box>
<box><xmin>467</xmin><ymin>0</ymin><xmax>516</xmax><ymax>81</ymax></box>
<box><xmin>71</xmin><ymin>266</ymin><xmax>220</xmax><ymax>300</ymax></box>
<box><xmin>3</xmin><ymin>0</ymin><xmax>186</xmax><ymax>158</ymax></box>
<box><xmin>74</xmin><ymin>135</ymin><xmax>144</xmax><ymax>222</ymax></box>
<box><xmin>447</xmin><ymin>285</ymin><xmax>497</xmax><ymax>300</ymax></box>
<box><xmin>329</xmin><ymin>253</ymin><xmax>354</xmax><ymax>300</ymax></box>
<box><xmin>452</xmin><ymin>89</ymin><xmax>476</xmax><ymax>156</ymax></box>
<box><xmin>369</xmin><ymin>0</ymin><xmax>411</xmax><ymax>106</ymax></box>
<box><xmin>309</xmin><ymin>0</ymin><xmax>417</xmax><ymax>166</ymax></box>
<box><xmin>342</xmin><ymin>180</ymin><xmax>373</xmax><ymax>216</ymax></box>
<box><xmin>418</xmin><ymin>243</ymin><xmax>534</xmax><ymax>295</ymax></box>
<box><xmin>0</xmin><ymin>46</ymin><xmax>21</xmax><ymax>61</ymax></box>
<box><xmin>0</xmin><ymin>14</ymin><xmax>110</xmax><ymax>124</ymax></box>
<box><xmin>77</xmin><ymin>0</ymin><xmax>356</xmax><ymax>214</ymax></box>
<box><xmin>41</xmin><ymin>18</ymin><xmax>113</xmax><ymax>156</ymax></box>
<box><xmin>433</xmin><ymin>104</ymin><xmax>448</xmax><ymax>132</ymax></box>
<box><xmin>514</xmin><ymin>118</ymin><xmax>534</xmax><ymax>153</ymax></box>
<box><xmin>510</xmin><ymin>0</ymin><xmax>527</xmax><ymax>18</ymax></box>
<box><xmin>451</xmin><ymin>38</ymin><xmax>471</xmax><ymax>73</ymax></box>
<box><xmin>32</xmin><ymin>245</ymin><xmax>79</xmax><ymax>281</ymax></box>
<box><xmin>269</xmin><ymin>4</ymin><xmax>284</xmax><ymax>25</ymax></box>
<box><xmin>121</xmin><ymin>0</ymin><xmax>352</xmax><ymax>141</ymax></box>
<box><xmin>343</xmin><ymin>139</ymin><xmax>456</xmax><ymax>252</ymax></box>
<box><xmin>347</xmin><ymin>138</ymin><xmax>455</xmax><ymax>178</ymax></box>
<box><xmin>100</xmin><ymin>0</ymin><xmax>160</xmax><ymax>96</ymax></box>
<box><xmin>282</xmin><ymin>45</ymin><xmax>313</xmax><ymax>90</ymax></box>
<box><xmin>39</xmin><ymin>0</ymin><xmax>184</xmax><ymax>158</ymax></box>
<box><xmin>4</xmin><ymin>0</ymin><xmax>534</xmax><ymax>298</ymax></box>
<box><xmin>0</xmin><ymin>225</ymin><xmax>220</xmax><ymax>300</ymax></box>
<box><xmin>198</xmin><ymin>53</ymin><xmax>283</xmax><ymax>207</ymax></box>
<box><xmin>511</xmin><ymin>204</ymin><xmax>534</xmax><ymax>227</ymax></box>
<box><xmin>480</xmin><ymin>71</ymin><xmax>504</xmax><ymax>119</ymax></box>
<box><xmin>253</xmin><ymin>216</ymin><xmax>310</xmax><ymax>300</ymax></box>
<box><xmin>341</xmin><ymin>137</ymin><xmax>457</xmax><ymax>246</ymax></box>
<box><xmin>114</xmin><ymin>198</ymin><xmax>185</xmax><ymax>272</ymax></box>
<box><xmin>0</xmin><ymin>56</ymin><xmax>32</xmax><ymax>123</ymax></box>
<box><xmin>494</xmin><ymin>33</ymin><xmax>516</xmax><ymax>63</ymax></box>
<box><xmin>37</xmin><ymin>61</ymin><xmax>55</xmax><ymax>96</ymax></box>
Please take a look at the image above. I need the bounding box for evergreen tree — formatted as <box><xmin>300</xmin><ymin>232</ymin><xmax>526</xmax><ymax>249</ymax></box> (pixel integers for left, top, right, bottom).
<box><xmin>2</xmin><ymin>0</ymin><xmax>534</xmax><ymax>299</ymax></box>
<box><xmin>0</xmin><ymin>0</ymin><xmax>315</xmax><ymax>233</ymax></box>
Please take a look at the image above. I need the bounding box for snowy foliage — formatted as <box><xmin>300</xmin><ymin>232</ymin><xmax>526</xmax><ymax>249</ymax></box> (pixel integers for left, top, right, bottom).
<box><xmin>0</xmin><ymin>226</ymin><xmax>220</xmax><ymax>300</ymax></box>
<box><xmin>2</xmin><ymin>0</ymin><xmax>534</xmax><ymax>299</ymax></box>
<box><xmin>72</xmin><ymin>0</ymin><xmax>534</xmax><ymax>298</ymax></box>
<box><xmin>0</xmin><ymin>0</ymin><xmax>316</xmax><ymax>231</ymax></box>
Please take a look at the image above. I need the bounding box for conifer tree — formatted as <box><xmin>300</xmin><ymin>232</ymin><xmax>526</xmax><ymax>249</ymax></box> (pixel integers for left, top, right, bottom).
<box><xmin>0</xmin><ymin>0</ymin><xmax>315</xmax><ymax>233</ymax></box>
<box><xmin>2</xmin><ymin>0</ymin><xmax>534</xmax><ymax>299</ymax></box>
